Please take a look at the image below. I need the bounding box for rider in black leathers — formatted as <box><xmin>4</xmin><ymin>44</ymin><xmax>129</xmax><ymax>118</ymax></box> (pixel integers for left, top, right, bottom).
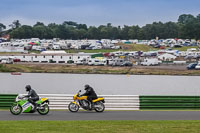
<box><xmin>24</xmin><ymin>85</ymin><xmax>39</xmax><ymax>110</ymax></box>
<box><xmin>81</xmin><ymin>84</ymin><xmax>98</xmax><ymax>109</ymax></box>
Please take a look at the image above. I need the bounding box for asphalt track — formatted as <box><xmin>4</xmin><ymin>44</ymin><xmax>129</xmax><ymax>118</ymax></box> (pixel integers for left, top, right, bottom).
<box><xmin>1</xmin><ymin>111</ymin><xmax>200</xmax><ymax>120</ymax></box>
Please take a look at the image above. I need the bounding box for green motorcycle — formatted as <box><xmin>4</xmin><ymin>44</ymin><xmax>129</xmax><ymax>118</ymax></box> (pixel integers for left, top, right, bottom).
<box><xmin>10</xmin><ymin>95</ymin><xmax>50</xmax><ymax>115</ymax></box>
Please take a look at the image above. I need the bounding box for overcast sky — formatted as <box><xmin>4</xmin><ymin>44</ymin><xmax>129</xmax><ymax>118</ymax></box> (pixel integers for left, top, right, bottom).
<box><xmin>0</xmin><ymin>0</ymin><xmax>200</xmax><ymax>27</ymax></box>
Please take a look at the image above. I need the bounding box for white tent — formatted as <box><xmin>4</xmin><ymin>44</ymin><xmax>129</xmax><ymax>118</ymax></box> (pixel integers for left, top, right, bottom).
<box><xmin>158</xmin><ymin>53</ymin><xmax>177</xmax><ymax>61</ymax></box>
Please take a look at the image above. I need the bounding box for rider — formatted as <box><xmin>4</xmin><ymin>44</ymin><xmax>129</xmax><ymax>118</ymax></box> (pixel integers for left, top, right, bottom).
<box><xmin>81</xmin><ymin>84</ymin><xmax>98</xmax><ymax>109</ymax></box>
<box><xmin>24</xmin><ymin>85</ymin><xmax>39</xmax><ymax>110</ymax></box>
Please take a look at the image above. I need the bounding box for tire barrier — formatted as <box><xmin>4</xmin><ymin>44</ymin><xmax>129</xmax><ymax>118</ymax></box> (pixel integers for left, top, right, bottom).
<box><xmin>140</xmin><ymin>96</ymin><xmax>200</xmax><ymax>109</ymax></box>
<box><xmin>0</xmin><ymin>94</ymin><xmax>18</xmax><ymax>109</ymax></box>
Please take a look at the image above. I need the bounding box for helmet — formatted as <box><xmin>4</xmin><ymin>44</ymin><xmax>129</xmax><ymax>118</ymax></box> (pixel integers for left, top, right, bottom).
<box><xmin>84</xmin><ymin>84</ymin><xmax>90</xmax><ymax>90</ymax></box>
<box><xmin>25</xmin><ymin>85</ymin><xmax>31</xmax><ymax>91</ymax></box>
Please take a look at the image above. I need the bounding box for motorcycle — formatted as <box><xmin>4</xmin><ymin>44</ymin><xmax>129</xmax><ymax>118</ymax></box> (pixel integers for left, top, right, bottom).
<box><xmin>68</xmin><ymin>90</ymin><xmax>105</xmax><ymax>112</ymax></box>
<box><xmin>10</xmin><ymin>95</ymin><xmax>50</xmax><ymax>115</ymax></box>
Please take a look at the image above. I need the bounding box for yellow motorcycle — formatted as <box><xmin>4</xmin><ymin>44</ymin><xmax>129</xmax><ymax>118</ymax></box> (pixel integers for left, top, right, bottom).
<box><xmin>68</xmin><ymin>90</ymin><xmax>105</xmax><ymax>112</ymax></box>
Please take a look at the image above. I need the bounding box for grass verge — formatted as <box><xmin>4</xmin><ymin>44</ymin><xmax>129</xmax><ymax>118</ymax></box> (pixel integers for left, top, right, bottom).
<box><xmin>0</xmin><ymin>120</ymin><xmax>200</xmax><ymax>133</ymax></box>
<box><xmin>1</xmin><ymin>64</ymin><xmax>200</xmax><ymax>75</ymax></box>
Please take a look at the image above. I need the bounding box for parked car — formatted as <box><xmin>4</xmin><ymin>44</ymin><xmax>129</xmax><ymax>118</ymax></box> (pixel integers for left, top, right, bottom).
<box><xmin>195</xmin><ymin>63</ymin><xmax>200</xmax><ymax>70</ymax></box>
<box><xmin>13</xmin><ymin>58</ymin><xmax>21</xmax><ymax>62</ymax></box>
<box><xmin>187</xmin><ymin>63</ymin><xmax>198</xmax><ymax>70</ymax></box>
<box><xmin>120</xmin><ymin>61</ymin><xmax>133</xmax><ymax>66</ymax></box>
<box><xmin>75</xmin><ymin>59</ymin><xmax>87</xmax><ymax>65</ymax></box>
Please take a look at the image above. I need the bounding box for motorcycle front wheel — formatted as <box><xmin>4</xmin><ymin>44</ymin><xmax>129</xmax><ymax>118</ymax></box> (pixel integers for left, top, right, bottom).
<box><xmin>94</xmin><ymin>101</ymin><xmax>105</xmax><ymax>112</ymax></box>
<box><xmin>10</xmin><ymin>104</ymin><xmax>22</xmax><ymax>115</ymax></box>
<box><xmin>37</xmin><ymin>104</ymin><xmax>49</xmax><ymax>115</ymax></box>
<box><xmin>68</xmin><ymin>102</ymin><xmax>79</xmax><ymax>112</ymax></box>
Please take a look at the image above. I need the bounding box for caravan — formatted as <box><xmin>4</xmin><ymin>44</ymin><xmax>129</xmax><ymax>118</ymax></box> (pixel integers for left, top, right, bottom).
<box><xmin>141</xmin><ymin>58</ymin><xmax>160</xmax><ymax>66</ymax></box>
<box><xmin>88</xmin><ymin>57</ymin><xmax>106</xmax><ymax>66</ymax></box>
<box><xmin>0</xmin><ymin>57</ymin><xmax>13</xmax><ymax>64</ymax></box>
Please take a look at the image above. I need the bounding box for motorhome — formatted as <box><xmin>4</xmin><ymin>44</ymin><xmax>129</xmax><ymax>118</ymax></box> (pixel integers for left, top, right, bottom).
<box><xmin>141</xmin><ymin>58</ymin><xmax>160</xmax><ymax>66</ymax></box>
<box><xmin>88</xmin><ymin>58</ymin><xmax>106</xmax><ymax>66</ymax></box>
<box><xmin>0</xmin><ymin>57</ymin><xmax>13</xmax><ymax>64</ymax></box>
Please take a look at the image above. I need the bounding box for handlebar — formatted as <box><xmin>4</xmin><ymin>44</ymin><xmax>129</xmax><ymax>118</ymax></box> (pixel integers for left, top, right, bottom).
<box><xmin>76</xmin><ymin>90</ymin><xmax>82</xmax><ymax>97</ymax></box>
<box><xmin>17</xmin><ymin>95</ymin><xmax>27</xmax><ymax>100</ymax></box>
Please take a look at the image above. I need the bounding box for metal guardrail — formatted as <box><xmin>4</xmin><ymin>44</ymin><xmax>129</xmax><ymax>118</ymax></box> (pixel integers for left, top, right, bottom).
<box><xmin>39</xmin><ymin>94</ymin><xmax>140</xmax><ymax>110</ymax></box>
<box><xmin>0</xmin><ymin>94</ymin><xmax>17</xmax><ymax>109</ymax></box>
<box><xmin>140</xmin><ymin>96</ymin><xmax>200</xmax><ymax>109</ymax></box>
<box><xmin>3</xmin><ymin>94</ymin><xmax>200</xmax><ymax>110</ymax></box>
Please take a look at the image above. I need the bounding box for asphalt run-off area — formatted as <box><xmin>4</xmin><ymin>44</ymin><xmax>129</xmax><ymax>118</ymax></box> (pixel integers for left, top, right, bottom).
<box><xmin>1</xmin><ymin>111</ymin><xmax>200</xmax><ymax>120</ymax></box>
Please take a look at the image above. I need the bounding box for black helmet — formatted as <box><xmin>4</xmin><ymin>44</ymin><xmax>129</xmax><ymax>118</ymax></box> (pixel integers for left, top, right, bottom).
<box><xmin>25</xmin><ymin>85</ymin><xmax>31</xmax><ymax>91</ymax></box>
<box><xmin>84</xmin><ymin>84</ymin><xmax>90</xmax><ymax>90</ymax></box>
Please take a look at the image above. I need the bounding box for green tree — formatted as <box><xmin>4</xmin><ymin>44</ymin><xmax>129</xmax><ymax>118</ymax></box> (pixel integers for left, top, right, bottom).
<box><xmin>128</xmin><ymin>25</ymin><xmax>140</xmax><ymax>39</ymax></box>
<box><xmin>178</xmin><ymin>14</ymin><xmax>196</xmax><ymax>24</ymax></box>
<box><xmin>10</xmin><ymin>25</ymin><xmax>33</xmax><ymax>39</ymax></box>
<box><xmin>120</xmin><ymin>25</ymin><xmax>130</xmax><ymax>40</ymax></box>
<box><xmin>34</xmin><ymin>22</ymin><xmax>45</xmax><ymax>27</ymax></box>
<box><xmin>88</xmin><ymin>26</ymin><xmax>100</xmax><ymax>39</ymax></box>
<box><xmin>0</xmin><ymin>23</ymin><xmax>6</xmax><ymax>36</ymax></box>
<box><xmin>9</xmin><ymin>20</ymin><xmax>21</xmax><ymax>29</ymax></box>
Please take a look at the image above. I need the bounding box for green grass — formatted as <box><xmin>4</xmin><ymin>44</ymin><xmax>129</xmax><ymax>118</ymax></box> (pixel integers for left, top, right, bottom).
<box><xmin>0</xmin><ymin>52</ymin><xmax>22</xmax><ymax>55</ymax></box>
<box><xmin>173</xmin><ymin>46</ymin><xmax>198</xmax><ymax>51</ymax></box>
<box><xmin>65</xmin><ymin>44</ymin><xmax>159</xmax><ymax>53</ymax></box>
<box><xmin>0</xmin><ymin>64</ymin><xmax>12</xmax><ymax>72</ymax></box>
<box><xmin>0</xmin><ymin>121</ymin><xmax>200</xmax><ymax>133</ymax></box>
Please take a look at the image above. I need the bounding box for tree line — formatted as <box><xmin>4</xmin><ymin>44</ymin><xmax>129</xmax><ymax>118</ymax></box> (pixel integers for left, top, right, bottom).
<box><xmin>0</xmin><ymin>14</ymin><xmax>200</xmax><ymax>40</ymax></box>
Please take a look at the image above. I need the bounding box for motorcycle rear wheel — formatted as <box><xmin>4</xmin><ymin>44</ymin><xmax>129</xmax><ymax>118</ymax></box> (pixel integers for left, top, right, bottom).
<box><xmin>10</xmin><ymin>104</ymin><xmax>22</xmax><ymax>115</ymax></box>
<box><xmin>37</xmin><ymin>104</ymin><xmax>49</xmax><ymax>115</ymax></box>
<box><xmin>94</xmin><ymin>101</ymin><xmax>105</xmax><ymax>112</ymax></box>
<box><xmin>68</xmin><ymin>102</ymin><xmax>79</xmax><ymax>112</ymax></box>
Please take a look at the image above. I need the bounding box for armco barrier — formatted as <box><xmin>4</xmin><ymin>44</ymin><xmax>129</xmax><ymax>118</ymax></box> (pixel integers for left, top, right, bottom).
<box><xmin>0</xmin><ymin>94</ymin><xmax>140</xmax><ymax>110</ymax></box>
<box><xmin>39</xmin><ymin>94</ymin><xmax>140</xmax><ymax>110</ymax></box>
<box><xmin>0</xmin><ymin>94</ymin><xmax>18</xmax><ymax>109</ymax></box>
<box><xmin>140</xmin><ymin>96</ymin><xmax>200</xmax><ymax>109</ymax></box>
<box><xmin>3</xmin><ymin>94</ymin><xmax>200</xmax><ymax>110</ymax></box>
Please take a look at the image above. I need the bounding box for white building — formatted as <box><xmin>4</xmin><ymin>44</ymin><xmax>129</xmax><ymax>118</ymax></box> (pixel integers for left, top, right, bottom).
<box><xmin>0</xmin><ymin>53</ymin><xmax>94</xmax><ymax>64</ymax></box>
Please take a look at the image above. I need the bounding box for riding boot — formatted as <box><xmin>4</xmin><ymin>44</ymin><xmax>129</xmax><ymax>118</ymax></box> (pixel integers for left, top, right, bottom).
<box><xmin>32</xmin><ymin>103</ymin><xmax>37</xmax><ymax>110</ymax></box>
<box><xmin>91</xmin><ymin>102</ymin><xmax>94</xmax><ymax>109</ymax></box>
<box><xmin>89</xmin><ymin>102</ymin><xmax>92</xmax><ymax>110</ymax></box>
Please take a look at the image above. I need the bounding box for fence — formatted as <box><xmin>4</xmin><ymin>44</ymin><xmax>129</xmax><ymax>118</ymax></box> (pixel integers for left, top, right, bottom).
<box><xmin>0</xmin><ymin>94</ymin><xmax>140</xmax><ymax>110</ymax></box>
<box><xmin>1</xmin><ymin>94</ymin><xmax>200</xmax><ymax>110</ymax></box>
<box><xmin>140</xmin><ymin>96</ymin><xmax>200</xmax><ymax>109</ymax></box>
<box><xmin>0</xmin><ymin>94</ymin><xmax>17</xmax><ymax>109</ymax></box>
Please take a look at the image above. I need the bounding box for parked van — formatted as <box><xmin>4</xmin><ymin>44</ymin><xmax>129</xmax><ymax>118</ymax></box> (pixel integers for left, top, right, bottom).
<box><xmin>75</xmin><ymin>59</ymin><xmax>87</xmax><ymax>65</ymax></box>
<box><xmin>88</xmin><ymin>58</ymin><xmax>106</xmax><ymax>66</ymax></box>
<box><xmin>0</xmin><ymin>58</ymin><xmax>13</xmax><ymax>64</ymax></box>
<box><xmin>112</xmin><ymin>59</ymin><xmax>125</xmax><ymax>66</ymax></box>
<box><xmin>141</xmin><ymin>58</ymin><xmax>159</xmax><ymax>66</ymax></box>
